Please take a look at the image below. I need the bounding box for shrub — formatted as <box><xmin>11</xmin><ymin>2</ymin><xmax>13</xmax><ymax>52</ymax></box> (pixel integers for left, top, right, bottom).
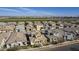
<box><xmin>7</xmin><ymin>46</ymin><xmax>28</xmax><ymax>51</ymax></box>
<box><xmin>18</xmin><ymin>46</ymin><xmax>27</xmax><ymax>49</ymax></box>
<box><xmin>31</xmin><ymin>45</ymin><xmax>40</xmax><ymax>48</ymax></box>
<box><xmin>7</xmin><ymin>47</ymin><xmax>18</xmax><ymax>51</ymax></box>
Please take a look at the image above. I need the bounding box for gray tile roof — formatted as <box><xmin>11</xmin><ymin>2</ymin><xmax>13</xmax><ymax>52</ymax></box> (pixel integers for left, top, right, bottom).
<box><xmin>5</xmin><ymin>32</ymin><xmax>27</xmax><ymax>44</ymax></box>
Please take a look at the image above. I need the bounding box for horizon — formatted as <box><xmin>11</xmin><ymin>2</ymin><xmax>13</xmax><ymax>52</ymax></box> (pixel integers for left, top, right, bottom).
<box><xmin>0</xmin><ymin>7</ymin><xmax>79</xmax><ymax>16</ymax></box>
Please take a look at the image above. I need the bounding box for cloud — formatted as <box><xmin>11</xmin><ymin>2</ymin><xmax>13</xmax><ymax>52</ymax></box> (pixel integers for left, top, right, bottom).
<box><xmin>18</xmin><ymin>7</ymin><xmax>53</xmax><ymax>16</ymax></box>
<box><xmin>0</xmin><ymin>7</ymin><xmax>53</xmax><ymax>16</ymax></box>
<box><xmin>0</xmin><ymin>8</ymin><xmax>25</xmax><ymax>16</ymax></box>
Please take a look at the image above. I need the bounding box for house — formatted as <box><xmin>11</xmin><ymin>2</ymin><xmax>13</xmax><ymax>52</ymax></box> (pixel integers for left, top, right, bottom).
<box><xmin>44</xmin><ymin>29</ymin><xmax>64</xmax><ymax>44</ymax></box>
<box><xmin>5</xmin><ymin>25</ymin><xmax>15</xmax><ymax>31</ymax></box>
<box><xmin>16</xmin><ymin>24</ymin><xmax>26</xmax><ymax>33</ymax></box>
<box><xmin>28</xmin><ymin>31</ymin><xmax>48</xmax><ymax>46</ymax></box>
<box><xmin>7</xmin><ymin>22</ymin><xmax>16</xmax><ymax>26</ymax></box>
<box><xmin>4</xmin><ymin>32</ymin><xmax>27</xmax><ymax>48</ymax></box>
<box><xmin>64</xmin><ymin>31</ymin><xmax>76</xmax><ymax>41</ymax></box>
<box><xmin>36</xmin><ymin>24</ymin><xmax>44</xmax><ymax>31</ymax></box>
<box><xmin>0</xmin><ymin>22</ymin><xmax>6</xmax><ymax>32</ymax></box>
<box><xmin>42</xmin><ymin>21</ymin><xmax>48</xmax><ymax>25</ymax></box>
<box><xmin>34</xmin><ymin>21</ymin><xmax>44</xmax><ymax>31</ymax></box>
<box><xmin>53</xmin><ymin>29</ymin><xmax>64</xmax><ymax>38</ymax></box>
<box><xmin>51</xmin><ymin>22</ymin><xmax>57</xmax><ymax>29</ymax></box>
<box><xmin>25</xmin><ymin>22</ymin><xmax>36</xmax><ymax>32</ymax></box>
<box><xmin>0</xmin><ymin>22</ymin><xmax>16</xmax><ymax>32</ymax></box>
<box><xmin>59</xmin><ymin>24</ymin><xmax>64</xmax><ymax>29</ymax></box>
<box><xmin>0</xmin><ymin>32</ymin><xmax>11</xmax><ymax>49</ymax></box>
<box><xmin>71</xmin><ymin>24</ymin><xmax>77</xmax><ymax>28</ymax></box>
<box><xmin>27</xmin><ymin>21</ymin><xmax>33</xmax><ymax>25</ymax></box>
<box><xmin>0</xmin><ymin>22</ymin><xmax>6</xmax><ymax>26</ymax></box>
<box><xmin>18</xmin><ymin>22</ymin><xmax>25</xmax><ymax>25</ymax></box>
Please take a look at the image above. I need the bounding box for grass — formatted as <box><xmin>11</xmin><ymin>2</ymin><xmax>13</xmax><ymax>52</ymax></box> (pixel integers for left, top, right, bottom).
<box><xmin>31</xmin><ymin>45</ymin><xmax>40</xmax><ymax>48</ymax></box>
<box><xmin>0</xmin><ymin>18</ymin><xmax>78</xmax><ymax>25</ymax></box>
<box><xmin>0</xmin><ymin>19</ymin><xmax>50</xmax><ymax>22</ymax></box>
<box><xmin>0</xmin><ymin>18</ymin><xmax>70</xmax><ymax>22</ymax></box>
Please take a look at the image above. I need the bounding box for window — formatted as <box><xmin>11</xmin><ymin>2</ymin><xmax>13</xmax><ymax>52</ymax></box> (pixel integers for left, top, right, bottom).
<box><xmin>29</xmin><ymin>34</ymin><xmax>31</xmax><ymax>37</ymax></box>
<box><xmin>29</xmin><ymin>29</ymin><xmax>31</xmax><ymax>31</ymax></box>
<box><xmin>18</xmin><ymin>43</ymin><xmax>20</xmax><ymax>46</ymax></box>
<box><xmin>8</xmin><ymin>44</ymin><xmax>11</xmax><ymax>46</ymax></box>
<box><xmin>33</xmin><ymin>35</ymin><xmax>36</xmax><ymax>38</ymax></box>
<box><xmin>45</xmin><ymin>30</ymin><xmax>48</xmax><ymax>35</ymax></box>
<box><xmin>50</xmin><ymin>33</ymin><xmax>53</xmax><ymax>35</ymax></box>
<box><xmin>23</xmin><ymin>42</ymin><xmax>26</xmax><ymax>45</ymax></box>
<box><xmin>75</xmin><ymin>26</ymin><xmax>77</xmax><ymax>27</ymax></box>
<box><xmin>4</xmin><ymin>44</ymin><xmax>7</xmax><ymax>48</ymax></box>
<box><xmin>17</xmin><ymin>29</ymin><xmax>20</xmax><ymax>32</ymax></box>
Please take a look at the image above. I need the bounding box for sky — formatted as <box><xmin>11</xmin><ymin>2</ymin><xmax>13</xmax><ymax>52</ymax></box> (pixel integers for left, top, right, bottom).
<box><xmin>0</xmin><ymin>7</ymin><xmax>79</xmax><ymax>16</ymax></box>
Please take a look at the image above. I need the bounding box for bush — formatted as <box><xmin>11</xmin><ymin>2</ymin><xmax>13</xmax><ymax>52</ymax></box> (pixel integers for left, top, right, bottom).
<box><xmin>7</xmin><ymin>47</ymin><xmax>19</xmax><ymax>51</ymax></box>
<box><xmin>7</xmin><ymin>46</ymin><xmax>28</xmax><ymax>51</ymax></box>
<box><xmin>52</xmin><ymin>41</ymin><xmax>58</xmax><ymax>44</ymax></box>
<box><xmin>31</xmin><ymin>45</ymin><xmax>40</xmax><ymax>48</ymax></box>
<box><xmin>18</xmin><ymin>46</ymin><xmax>27</xmax><ymax>49</ymax></box>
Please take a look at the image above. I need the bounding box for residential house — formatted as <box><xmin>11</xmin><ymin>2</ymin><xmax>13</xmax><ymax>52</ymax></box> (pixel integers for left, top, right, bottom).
<box><xmin>4</xmin><ymin>32</ymin><xmax>27</xmax><ymax>48</ymax></box>
<box><xmin>34</xmin><ymin>21</ymin><xmax>44</xmax><ymax>31</ymax></box>
<box><xmin>64</xmin><ymin>31</ymin><xmax>76</xmax><ymax>41</ymax></box>
<box><xmin>28</xmin><ymin>31</ymin><xmax>48</xmax><ymax>46</ymax></box>
<box><xmin>16</xmin><ymin>24</ymin><xmax>26</xmax><ymax>33</ymax></box>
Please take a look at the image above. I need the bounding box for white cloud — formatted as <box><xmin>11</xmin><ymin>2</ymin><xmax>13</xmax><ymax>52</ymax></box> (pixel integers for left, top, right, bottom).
<box><xmin>18</xmin><ymin>7</ymin><xmax>53</xmax><ymax>16</ymax></box>
<box><xmin>0</xmin><ymin>7</ymin><xmax>53</xmax><ymax>16</ymax></box>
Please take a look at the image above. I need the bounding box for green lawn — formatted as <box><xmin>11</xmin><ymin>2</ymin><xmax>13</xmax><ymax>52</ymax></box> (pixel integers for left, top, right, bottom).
<box><xmin>0</xmin><ymin>18</ymin><xmax>78</xmax><ymax>24</ymax></box>
<box><xmin>0</xmin><ymin>19</ymin><xmax>50</xmax><ymax>22</ymax></box>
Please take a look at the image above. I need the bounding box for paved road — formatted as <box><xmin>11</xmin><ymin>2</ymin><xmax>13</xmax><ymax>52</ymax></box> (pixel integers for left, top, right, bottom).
<box><xmin>41</xmin><ymin>44</ymin><xmax>79</xmax><ymax>51</ymax></box>
<box><xmin>19</xmin><ymin>43</ymin><xmax>79</xmax><ymax>51</ymax></box>
<box><xmin>19</xmin><ymin>40</ymin><xmax>79</xmax><ymax>51</ymax></box>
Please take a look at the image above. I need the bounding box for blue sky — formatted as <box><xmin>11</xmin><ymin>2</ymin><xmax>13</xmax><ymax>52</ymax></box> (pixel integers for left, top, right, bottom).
<box><xmin>0</xmin><ymin>7</ymin><xmax>79</xmax><ymax>16</ymax></box>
